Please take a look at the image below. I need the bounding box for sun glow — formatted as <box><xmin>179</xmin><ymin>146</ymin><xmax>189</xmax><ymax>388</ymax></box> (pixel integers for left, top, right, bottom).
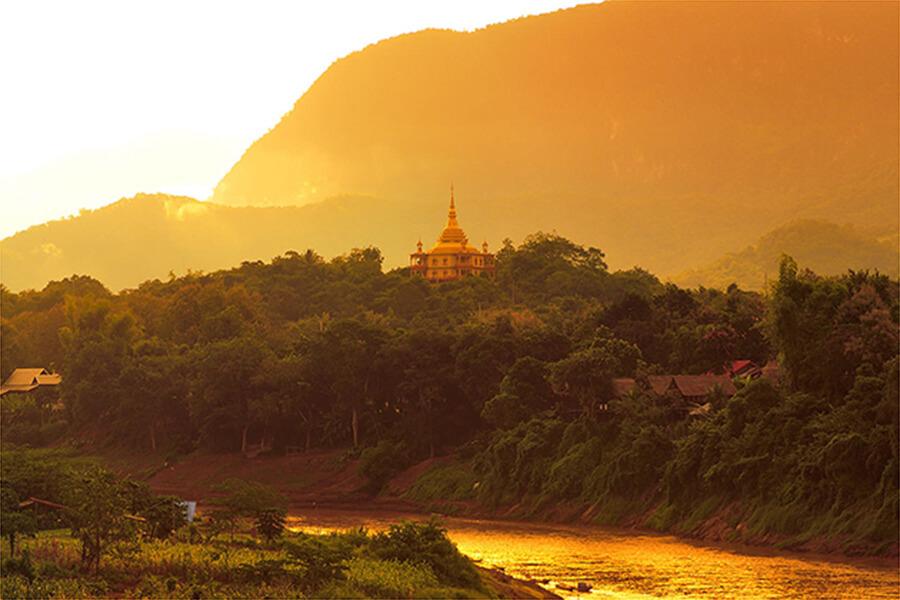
<box><xmin>0</xmin><ymin>0</ymin><xmax>580</xmax><ymax>239</ymax></box>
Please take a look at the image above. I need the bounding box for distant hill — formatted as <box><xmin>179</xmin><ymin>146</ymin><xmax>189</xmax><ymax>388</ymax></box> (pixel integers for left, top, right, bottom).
<box><xmin>211</xmin><ymin>1</ymin><xmax>898</xmax><ymax>276</ymax></box>
<box><xmin>669</xmin><ymin>220</ymin><xmax>900</xmax><ymax>291</ymax></box>
<box><xmin>0</xmin><ymin>194</ymin><xmax>447</xmax><ymax>292</ymax></box>
<box><xmin>2</xmin><ymin>2</ymin><xmax>898</xmax><ymax>292</ymax></box>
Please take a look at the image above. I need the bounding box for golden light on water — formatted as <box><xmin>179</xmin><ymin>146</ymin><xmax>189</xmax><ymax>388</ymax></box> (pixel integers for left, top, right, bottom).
<box><xmin>287</xmin><ymin>510</ymin><xmax>899</xmax><ymax>600</ymax></box>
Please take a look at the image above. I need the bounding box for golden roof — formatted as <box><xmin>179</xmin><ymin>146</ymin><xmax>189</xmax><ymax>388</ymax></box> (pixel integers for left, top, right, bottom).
<box><xmin>428</xmin><ymin>189</ymin><xmax>481</xmax><ymax>254</ymax></box>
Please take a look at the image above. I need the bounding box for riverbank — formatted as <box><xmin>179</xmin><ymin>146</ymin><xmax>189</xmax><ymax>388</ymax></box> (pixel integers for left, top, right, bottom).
<box><xmin>283</xmin><ymin>507</ymin><xmax>900</xmax><ymax>599</ymax></box>
<box><xmin>477</xmin><ymin>566</ymin><xmax>562</xmax><ymax>600</ymax></box>
<box><xmin>0</xmin><ymin>522</ymin><xmax>561</xmax><ymax>600</ymax></box>
<box><xmin>109</xmin><ymin>447</ymin><xmax>898</xmax><ymax>561</ymax></box>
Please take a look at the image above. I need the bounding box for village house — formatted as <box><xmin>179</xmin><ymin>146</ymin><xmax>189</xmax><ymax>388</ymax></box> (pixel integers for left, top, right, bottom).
<box><xmin>727</xmin><ymin>360</ymin><xmax>761</xmax><ymax>379</ymax></box>
<box><xmin>1</xmin><ymin>368</ymin><xmax>64</xmax><ymax>426</ymax></box>
<box><xmin>611</xmin><ymin>373</ymin><xmax>740</xmax><ymax>419</ymax></box>
<box><xmin>0</xmin><ymin>368</ymin><xmax>61</xmax><ymax>396</ymax></box>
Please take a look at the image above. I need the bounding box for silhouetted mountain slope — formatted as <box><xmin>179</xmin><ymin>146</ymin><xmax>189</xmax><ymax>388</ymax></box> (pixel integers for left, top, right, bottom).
<box><xmin>3</xmin><ymin>2</ymin><xmax>897</xmax><ymax>292</ymax></box>
<box><xmin>670</xmin><ymin>220</ymin><xmax>900</xmax><ymax>291</ymax></box>
<box><xmin>0</xmin><ymin>194</ymin><xmax>446</xmax><ymax>291</ymax></box>
<box><xmin>211</xmin><ymin>1</ymin><xmax>898</xmax><ymax>276</ymax></box>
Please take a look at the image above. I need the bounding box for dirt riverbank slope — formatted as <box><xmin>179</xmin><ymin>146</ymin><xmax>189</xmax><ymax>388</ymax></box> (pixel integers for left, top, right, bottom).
<box><xmin>105</xmin><ymin>448</ymin><xmax>898</xmax><ymax>560</ymax></box>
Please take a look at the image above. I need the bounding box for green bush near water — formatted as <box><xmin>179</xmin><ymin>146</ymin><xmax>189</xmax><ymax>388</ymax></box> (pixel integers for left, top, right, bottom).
<box><xmin>404</xmin><ymin>462</ymin><xmax>479</xmax><ymax>502</ymax></box>
<box><xmin>0</xmin><ymin>516</ymin><xmax>493</xmax><ymax>599</ymax></box>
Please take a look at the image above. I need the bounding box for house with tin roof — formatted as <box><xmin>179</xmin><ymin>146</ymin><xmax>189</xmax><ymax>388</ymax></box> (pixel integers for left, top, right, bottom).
<box><xmin>612</xmin><ymin>374</ymin><xmax>738</xmax><ymax>416</ymax></box>
<box><xmin>0</xmin><ymin>368</ymin><xmax>62</xmax><ymax>396</ymax></box>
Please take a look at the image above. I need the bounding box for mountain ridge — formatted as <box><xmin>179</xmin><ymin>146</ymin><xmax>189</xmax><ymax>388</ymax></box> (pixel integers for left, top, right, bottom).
<box><xmin>2</xmin><ymin>2</ymin><xmax>897</xmax><ymax>292</ymax></box>
<box><xmin>670</xmin><ymin>219</ymin><xmax>900</xmax><ymax>291</ymax></box>
<box><xmin>206</xmin><ymin>0</ymin><xmax>898</xmax><ymax>284</ymax></box>
<box><xmin>2</xmin><ymin>194</ymin><xmax>895</xmax><ymax>293</ymax></box>
<box><xmin>213</xmin><ymin>1</ymin><xmax>898</xmax><ymax>211</ymax></box>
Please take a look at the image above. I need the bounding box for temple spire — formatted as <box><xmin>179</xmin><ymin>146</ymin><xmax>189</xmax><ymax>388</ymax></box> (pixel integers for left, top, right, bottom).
<box><xmin>408</xmin><ymin>184</ymin><xmax>495</xmax><ymax>282</ymax></box>
<box><xmin>444</xmin><ymin>185</ymin><xmax>460</xmax><ymax>233</ymax></box>
<box><xmin>448</xmin><ymin>184</ymin><xmax>457</xmax><ymax>221</ymax></box>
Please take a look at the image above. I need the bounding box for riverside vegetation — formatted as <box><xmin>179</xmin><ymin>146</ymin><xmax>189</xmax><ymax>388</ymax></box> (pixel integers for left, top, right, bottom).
<box><xmin>0</xmin><ymin>450</ymin><xmax>495</xmax><ymax>599</ymax></box>
<box><xmin>2</xmin><ymin>232</ymin><xmax>898</xmax><ymax>581</ymax></box>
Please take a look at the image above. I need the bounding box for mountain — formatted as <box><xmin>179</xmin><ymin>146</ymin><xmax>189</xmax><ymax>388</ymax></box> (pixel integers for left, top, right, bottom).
<box><xmin>669</xmin><ymin>220</ymin><xmax>900</xmax><ymax>291</ymax></box>
<box><xmin>0</xmin><ymin>193</ymin><xmax>458</xmax><ymax>292</ymax></box>
<box><xmin>211</xmin><ymin>1</ymin><xmax>898</xmax><ymax>276</ymax></box>
<box><xmin>2</xmin><ymin>2</ymin><xmax>897</xmax><ymax>292</ymax></box>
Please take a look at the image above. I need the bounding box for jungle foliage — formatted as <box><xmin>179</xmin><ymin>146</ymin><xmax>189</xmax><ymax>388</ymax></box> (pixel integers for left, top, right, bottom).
<box><xmin>2</xmin><ymin>234</ymin><xmax>898</xmax><ymax>550</ymax></box>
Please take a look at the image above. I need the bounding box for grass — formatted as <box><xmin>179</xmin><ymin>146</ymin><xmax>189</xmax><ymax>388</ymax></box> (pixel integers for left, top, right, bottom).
<box><xmin>677</xmin><ymin>496</ymin><xmax>722</xmax><ymax>533</ymax></box>
<box><xmin>0</xmin><ymin>518</ymin><xmax>499</xmax><ymax>599</ymax></box>
<box><xmin>591</xmin><ymin>495</ymin><xmax>633</xmax><ymax>526</ymax></box>
<box><xmin>644</xmin><ymin>500</ymin><xmax>679</xmax><ymax>531</ymax></box>
<box><xmin>403</xmin><ymin>461</ymin><xmax>479</xmax><ymax>503</ymax></box>
<box><xmin>346</xmin><ymin>556</ymin><xmax>439</xmax><ymax>598</ymax></box>
<box><xmin>746</xmin><ymin>502</ymin><xmax>810</xmax><ymax>537</ymax></box>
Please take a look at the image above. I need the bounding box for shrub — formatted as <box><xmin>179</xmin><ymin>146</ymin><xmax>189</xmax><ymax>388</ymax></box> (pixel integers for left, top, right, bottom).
<box><xmin>347</xmin><ymin>556</ymin><xmax>439</xmax><ymax>598</ymax></box>
<box><xmin>256</xmin><ymin>508</ymin><xmax>286</xmax><ymax>543</ymax></box>
<box><xmin>358</xmin><ymin>440</ymin><xmax>409</xmax><ymax>492</ymax></box>
<box><xmin>1</xmin><ymin>550</ymin><xmax>34</xmax><ymax>581</ymax></box>
<box><xmin>283</xmin><ymin>534</ymin><xmax>353</xmax><ymax>591</ymax></box>
<box><xmin>404</xmin><ymin>462</ymin><xmax>478</xmax><ymax>502</ymax></box>
<box><xmin>236</xmin><ymin>558</ymin><xmax>290</xmax><ymax>584</ymax></box>
<box><xmin>368</xmin><ymin>518</ymin><xmax>483</xmax><ymax>591</ymax></box>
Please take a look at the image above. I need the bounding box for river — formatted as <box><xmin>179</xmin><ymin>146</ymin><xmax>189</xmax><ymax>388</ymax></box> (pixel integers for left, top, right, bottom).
<box><xmin>286</xmin><ymin>509</ymin><xmax>899</xmax><ymax>599</ymax></box>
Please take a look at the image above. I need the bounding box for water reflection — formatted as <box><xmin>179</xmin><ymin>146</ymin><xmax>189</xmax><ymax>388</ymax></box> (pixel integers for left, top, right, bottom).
<box><xmin>287</xmin><ymin>510</ymin><xmax>899</xmax><ymax>599</ymax></box>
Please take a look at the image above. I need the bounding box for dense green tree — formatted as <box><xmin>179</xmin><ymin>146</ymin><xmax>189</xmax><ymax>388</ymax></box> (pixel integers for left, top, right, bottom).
<box><xmin>189</xmin><ymin>335</ymin><xmax>270</xmax><ymax>452</ymax></box>
<box><xmin>58</xmin><ymin>297</ymin><xmax>139</xmax><ymax>424</ymax></box>
<box><xmin>256</xmin><ymin>353</ymin><xmax>317</xmax><ymax>451</ymax></box>
<box><xmin>64</xmin><ymin>467</ymin><xmax>130</xmax><ymax>573</ymax></box>
<box><xmin>549</xmin><ymin>338</ymin><xmax>640</xmax><ymax>419</ymax></box>
<box><xmin>453</xmin><ymin>316</ymin><xmax>518</xmax><ymax>413</ymax></box>
<box><xmin>369</xmin><ymin>519</ymin><xmax>484</xmax><ymax>591</ymax></box>
<box><xmin>0</xmin><ymin>319</ymin><xmax>26</xmax><ymax>381</ymax></box>
<box><xmin>482</xmin><ymin>357</ymin><xmax>552</xmax><ymax>429</ymax></box>
<box><xmin>769</xmin><ymin>255</ymin><xmax>899</xmax><ymax>399</ymax></box>
<box><xmin>0</xmin><ymin>487</ymin><xmax>37</xmax><ymax>555</ymax></box>
<box><xmin>313</xmin><ymin>318</ymin><xmax>390</xmax><ymax>447</ymax></box>
<box><xmin>116</xmin><ymin>340</ymin><xmax>190</xmax><ymax>451</ymax></box>
<box><xmin>496</xmin><ymin>232</ymin><xmax>608</xmax><ymax>303</ymax></box>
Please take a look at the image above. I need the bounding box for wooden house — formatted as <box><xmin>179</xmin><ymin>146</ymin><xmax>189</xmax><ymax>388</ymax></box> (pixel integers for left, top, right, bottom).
<box><xmin>0</xmin><ymin>368</ymin><xmax>61</xmax><ymax>396</ymax></box>
<box><xmin>611</xmin><ymin>374</ymin><xmax>738</xmax><ymax>418</ymax></box>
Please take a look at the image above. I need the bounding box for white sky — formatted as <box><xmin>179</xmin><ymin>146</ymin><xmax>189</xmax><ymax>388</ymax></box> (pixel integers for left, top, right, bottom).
<box><xmin>0</xmin><ymin>0</ymin><xmax>581</xmax><ymax>239</ymax></box>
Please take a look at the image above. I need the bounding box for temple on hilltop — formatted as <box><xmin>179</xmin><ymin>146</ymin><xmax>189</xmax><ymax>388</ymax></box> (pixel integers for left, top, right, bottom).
<box><xmin>410</xmin><ymin>188</ymin><xmax>494</xmax><ymax>282</ymax></box>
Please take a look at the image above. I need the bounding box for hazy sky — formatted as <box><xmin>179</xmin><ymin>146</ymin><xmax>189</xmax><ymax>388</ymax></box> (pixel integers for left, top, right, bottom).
<box><xmin>0</xmin><ymin>0</ymin><xmax>580</xmax><ymax>239</ymax></box>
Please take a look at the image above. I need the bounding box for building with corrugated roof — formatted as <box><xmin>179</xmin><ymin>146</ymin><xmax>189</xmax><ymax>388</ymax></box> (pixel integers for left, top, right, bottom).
<box><xmin>613</xmin><ymin>374</ymin><xmax>738</xmax><ymax>405</ymax></box>
<box><xmin>0</xmin><ymin>368</ymin><xmax>61</xmax><ymax>396</ymax></box>
<box><xmin>409</xmin><ymin>188</ymin><xmax>494</xmax><ymax>282</ymax></box>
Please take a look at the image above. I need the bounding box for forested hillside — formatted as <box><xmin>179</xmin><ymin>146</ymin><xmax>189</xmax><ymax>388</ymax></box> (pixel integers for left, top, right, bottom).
<box><xmin>211</xmin><ymin>1</ymin><xmax>899</xmax><ymax>275</ymax></box>
<box><xmin>5</xmin><ymin>2</ymin><xmax>896</xmax><ymax>293</ymax></box>
<box><xmin>3</xmin><ymin>193</ymin><xmax>896</xmax><ymax>295</ymax></box>
<box><xmin>0</xmin><ymin>194</ymin><xmax>433</xmax><ymax>292</ymax></box>
<box><xmin>671</xmin><ymin>220</ymin><xmax>899</xmax><ymax>291</ymax></box>
<box><xmin>2</xmin><ymin>234</ymin><xmax>897</xmax><ymax>553</ymax></box>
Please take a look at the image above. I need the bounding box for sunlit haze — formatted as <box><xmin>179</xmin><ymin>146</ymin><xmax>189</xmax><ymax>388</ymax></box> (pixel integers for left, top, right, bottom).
<box><xmin>0</xmin><ymin>0</ymin><xmax>579</xmax><ymax>239</ymax></box>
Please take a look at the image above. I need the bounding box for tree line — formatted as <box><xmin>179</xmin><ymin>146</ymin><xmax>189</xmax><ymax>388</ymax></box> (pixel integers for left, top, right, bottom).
<box><xmin>2</xmin><ymin>232</ymin><xmax>898</xmax><ymax>548</ymax></box>
<box><xmin>2</xmin><ymin>233</ymin><xmax>775</xmax><ymax>454</ymax></box>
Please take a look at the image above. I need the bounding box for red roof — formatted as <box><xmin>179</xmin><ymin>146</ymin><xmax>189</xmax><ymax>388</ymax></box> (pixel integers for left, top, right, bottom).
<box><xmin>729</xmin><ymin>360</ymin><xmax>761</xmax><ymax>377</ymax></box>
